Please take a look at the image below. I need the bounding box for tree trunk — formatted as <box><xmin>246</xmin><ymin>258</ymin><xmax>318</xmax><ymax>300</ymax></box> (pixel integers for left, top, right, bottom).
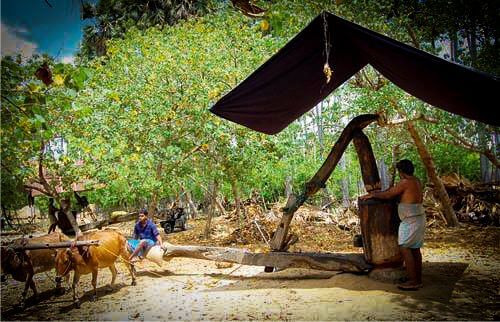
<box><xmin>340</xmin><ymin>156</ymin><xmax>350</xmax><ymax>207</ymax></box>
<box><xmin>467</xmin><ymin>21</ymin><xmax>477</xmax><ymax>65</ymax></box>
<box><xmin>450</xmin><ymin>31</ymin><xmax>458</xmax><ymax>62</ymax></box>
<box><xmin>492</xmin><ymin>133</ymin><xmax>500</xmax><ymax>182</ymax></box>
<box><xmin>162</xmin><ymin>242</ymin><xmax>371</xmax><ymax>273</ymax></box>
<box><xmin>407</xmin><ymin>121</ymin><xmax>459</xmax><ymax>227</ymax></box>
<box><xmin>230</xmin><ymin>177</ymin><xmax>241</xmax><ymax>221</ymax></box>
<box><xmin>285</xmin><ymin>176</ymin><xmax>293</xmax><ymax>199</ymax></box>
<box><xmin>204</xmin><ymin>181</ymin><xmax>218</xmax><ymax>239</ymax></box>
<box><xmin>378</xmin><ymin>158</ymin><xmax>390</xmax><ymax>190</ymax></box>
<box><xmin>59</xmin><ymin>198</ymin><xmax>81</xmax><ymax>236</ymax></box>
<box><xmin>149</xmin><ymin>191</ymin><xmax>159</xmax><ymax>217</ymax></box>
<box><xmin>389</xmin><ymin>145</ymin><xmax>400</xmax><ymax>187</ymax></box>
<box><xmin>184</xmin><ymin>189</ymin><xmax>198</xmax><ymax>219</ymax></box>
<box><xmin>358</xmin><ymin>199</ymin><xmax>402</xmax><ymax>267</ymax></box>
<box><xmin>215</xmin><ymin>197</ymin><xmax>226</xmax><ymax>216</ymax></box>
<box><xmin>481</xmin><ymin>154</ymin><xmax>492</xmax><ymax>183</ymax></box>
<box><xmin>316</xmin><ymin>101</ymin><xmax>324</xmax><ymax>157</ymax></box>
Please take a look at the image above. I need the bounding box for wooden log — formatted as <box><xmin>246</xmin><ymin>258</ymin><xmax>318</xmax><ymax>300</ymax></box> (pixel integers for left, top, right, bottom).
<box><xmin>162</xmin><ymin>243</ymin><xmax>371</xmax><ymax>273</ymax></box>
<box><xmin>305</xmin><ymin>114</ymin><xmax>380</xmax><ymax>196</ymax></box>
<box><xmin>79</xmin><ymin>219</ymin><xmax>109</xmax><ymax>232</ymax></box>
<box><xmin>358</xmin><ymin>199</ymin><xmax>402</xmax><ymax>267</ymax></box>
<box><xmin>109</xmin><ymin>212</ymin><xmax>138</xmax><ymax>224</ymax></box>
<box><xmin>268</xmin><ymin>194</ymin><xmax>306</xmax><ymax>251</ymax></box>
<box><xmin>6</xmin><ymin>240</ymin><xmax>100</xmax><ymax>251</ymax></box>
<box><xmin>352</xmin><ymin>130</ymin><xmax>381</xmax><ymax>192</ymax></box>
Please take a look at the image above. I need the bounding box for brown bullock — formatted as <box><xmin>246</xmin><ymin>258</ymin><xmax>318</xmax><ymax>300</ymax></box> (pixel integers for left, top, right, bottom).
<box><xmin>1</xmin><ymin>232</ymin><xmax>69</xmax><ymax>307</ymax></box>
<box><xmin>55</xmin><ymin>229</ymin><xmax>136</xmax><ymax>307</ymax></box>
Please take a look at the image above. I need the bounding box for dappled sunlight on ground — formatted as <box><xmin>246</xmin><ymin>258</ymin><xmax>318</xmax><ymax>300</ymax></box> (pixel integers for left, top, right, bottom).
<box><xmin>1</xmin><ymin>213</ymin><xmax>498</xmax><ymax>320</ymax></box>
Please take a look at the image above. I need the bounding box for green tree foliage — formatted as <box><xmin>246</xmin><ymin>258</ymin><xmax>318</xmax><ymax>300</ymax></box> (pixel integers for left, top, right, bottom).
<box><xmin>72</xmin><ymin>10</ymin><xmax>284</xmax><ymax>209</ymax></box>
<box><xmin>78</xmin><ymin>0</ymin><xmax>216</xmax><ymax>60</ymax></box>
<box><xmin>1</xmin><ymin>55</ymin><xmax>91</xmax><ymax>210</ymax></box>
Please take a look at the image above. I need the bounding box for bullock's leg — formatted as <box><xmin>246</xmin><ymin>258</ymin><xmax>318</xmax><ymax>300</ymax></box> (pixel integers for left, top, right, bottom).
<box><xmin>56</xmin><ymin>274</ymin><xmax>70</xmax><ymax>295</ymax></box>
<box><xmin>20</xmin><ymin>272</ymin><xmax>37</xmax><ymax>308</ymax></box>
<box><xmin>91</xmin><ymin>269</ymin><xmax>98</xmax><ymax>302</ymax></box>
<box><xmin>107</xmin><ymin>264</ymin><xmax>117</xmax><ymax>291</ymax></box>
<box><xmin>72</xmin><ymin>273</ymin><xmax>81</xmax><ymax>308</ymax></box>
<box><xmin>28</xmin><ymin>276</ymin><xmax>38</xmax><ymax>300</ymax></box>
<box><xmin>21</xmin><ymin>279</ymin><xmax>30</xmax><ymax>306</ymax></box>
<box><xmin>120</xmin><ymin>246</ymin><xmax>137</xmax><ymax>286</ymax></box>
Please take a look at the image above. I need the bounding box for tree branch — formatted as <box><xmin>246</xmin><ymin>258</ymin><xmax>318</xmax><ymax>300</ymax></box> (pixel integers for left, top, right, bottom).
<box><xmin>1</xmin><ymin>95</ymin><xmax>31</xmax><ymax>117</ymax></box>
<box><xmin>23</xmin><ymin>184</ymin><xmax>52</xmax><ymax>197</ymax></box>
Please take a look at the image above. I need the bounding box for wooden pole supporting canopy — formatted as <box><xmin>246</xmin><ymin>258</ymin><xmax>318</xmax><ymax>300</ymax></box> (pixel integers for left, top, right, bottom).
<box><xmin>4</xmin><ymin>240</ymin><xmax>100</xmax><ymax>251</ymax></box>
<box><xmin>162</xmin><ymin>243</ymin><xmax>371</xmax><ymax>273</ymax></box>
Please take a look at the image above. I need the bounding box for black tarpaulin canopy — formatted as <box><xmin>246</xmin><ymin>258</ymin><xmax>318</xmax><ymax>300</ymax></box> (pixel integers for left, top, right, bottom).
<box><xmin>210</xmin><ymin>12</ymin><xmax>500</xmax><ymax>134</ymax></box>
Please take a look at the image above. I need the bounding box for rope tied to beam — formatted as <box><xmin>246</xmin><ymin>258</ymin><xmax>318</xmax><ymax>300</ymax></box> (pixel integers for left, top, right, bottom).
<box><xmin>322</xmin><ymin>12</ymin><xmax>333</xmax><ymax>84</ymax></box>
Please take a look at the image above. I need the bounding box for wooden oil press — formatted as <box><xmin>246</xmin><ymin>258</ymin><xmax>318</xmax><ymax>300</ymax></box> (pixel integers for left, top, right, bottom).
<box><xmin>266</xmin><ymin>114</ymin><xmax>403</xmax><ymax>273</ymax></box>
<box><xmin>160</xmin><ymin>114</ymin><xmax>403</xmax><ymax>279</ymax></box>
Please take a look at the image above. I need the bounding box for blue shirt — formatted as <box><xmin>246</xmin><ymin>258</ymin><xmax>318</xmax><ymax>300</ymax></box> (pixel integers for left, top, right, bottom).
<box><xmin>134</xmin><ymin>219</ymin><xmax>159</xmax><ymax>242</ymax></box>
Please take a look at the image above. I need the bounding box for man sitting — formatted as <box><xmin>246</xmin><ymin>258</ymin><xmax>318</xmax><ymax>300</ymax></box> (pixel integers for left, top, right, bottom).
<box><xmin>128</xmin><ymin>209</ymin><xmax>163</xmax><ymax>262</ymax></box>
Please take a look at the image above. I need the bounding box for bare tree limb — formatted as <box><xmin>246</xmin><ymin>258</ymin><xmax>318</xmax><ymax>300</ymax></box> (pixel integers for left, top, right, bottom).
<box><xmin>1</xmin><ymin>95</ymin><xmax>31</xmax><ymax>117</ymax></box>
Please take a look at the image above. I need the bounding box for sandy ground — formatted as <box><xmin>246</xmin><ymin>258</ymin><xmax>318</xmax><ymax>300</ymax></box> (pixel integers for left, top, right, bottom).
<box><xmin>1</xmin><ymin>218</ymin><xmax>499</xmax><ymax>321</ymax></box>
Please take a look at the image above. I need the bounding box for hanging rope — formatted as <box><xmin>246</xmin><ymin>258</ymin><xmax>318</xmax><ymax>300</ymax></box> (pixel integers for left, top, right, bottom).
<box><xmin>322</xmin><ymin>12</ymin><xmax>333</xmax><ymax>84</ymax></box>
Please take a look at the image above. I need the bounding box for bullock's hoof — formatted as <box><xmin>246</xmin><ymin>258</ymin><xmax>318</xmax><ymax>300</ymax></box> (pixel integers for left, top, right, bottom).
<box><xmin>74</xmin><ymin>300</ymin><xmax>81</xmax><ymax>308</ymax></box>
<box><xmin>1</xmin><ymin>274</ymin><xmax>7</xmax><ymax>283</ymax></box>
<box><xmin>55</xmin><ymin>287</ymin><xmax>66</xmax><ymax>296</ymax></box>
<box><xmin>91</xmin><ymin>294</ymin><xmax>97</xmax><ymax>302</ymax></box>
<box><xmin>131</xmin><ymin>280</ymin><xmax>137</xmax><ymax>286</ymax></box>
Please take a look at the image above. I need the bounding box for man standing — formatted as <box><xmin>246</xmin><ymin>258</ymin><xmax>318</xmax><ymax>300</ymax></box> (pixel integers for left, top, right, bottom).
<box><xmin>360</xmin><ymin>159</ymin><xmax>425</xmax><ymax>290</ymax></box>
<box><xmin>128</xmin><ymin>209</ymin><xmax>163</xmax><ymax>262</ymax></box>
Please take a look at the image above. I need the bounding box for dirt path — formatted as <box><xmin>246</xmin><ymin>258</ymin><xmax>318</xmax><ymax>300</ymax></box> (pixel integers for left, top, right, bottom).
<box><xmin>1</xmin><ymin>220</ymin><xmax>498</xmax><ymax>321</ymax></box>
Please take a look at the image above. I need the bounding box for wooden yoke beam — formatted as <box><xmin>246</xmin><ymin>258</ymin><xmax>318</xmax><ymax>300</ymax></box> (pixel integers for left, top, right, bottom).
<box><xmin>4</xmin><ymin>240</ymin><xmax>100</xmax><ymax>251</ymax></box>
<box><xmin>268</xmin><ymin>114</ymin><xmax>380</xmax><ymax>254</ymax></box>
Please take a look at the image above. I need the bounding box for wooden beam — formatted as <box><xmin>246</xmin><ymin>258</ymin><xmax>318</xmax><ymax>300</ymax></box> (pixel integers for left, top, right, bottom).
<box><xmin>352</xmin><ymin>130</ymin><xmax>381</xmax><ymax>192</ymax></box>
<box><xmin>5</xmin><ymin>240</ymin><xmax>100</xmax><ymax>251</ymax></box>
<box><xmin>162</xmin><ymin>243</ymin><xmax>371</xmax><ymax>273</ymax></box>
